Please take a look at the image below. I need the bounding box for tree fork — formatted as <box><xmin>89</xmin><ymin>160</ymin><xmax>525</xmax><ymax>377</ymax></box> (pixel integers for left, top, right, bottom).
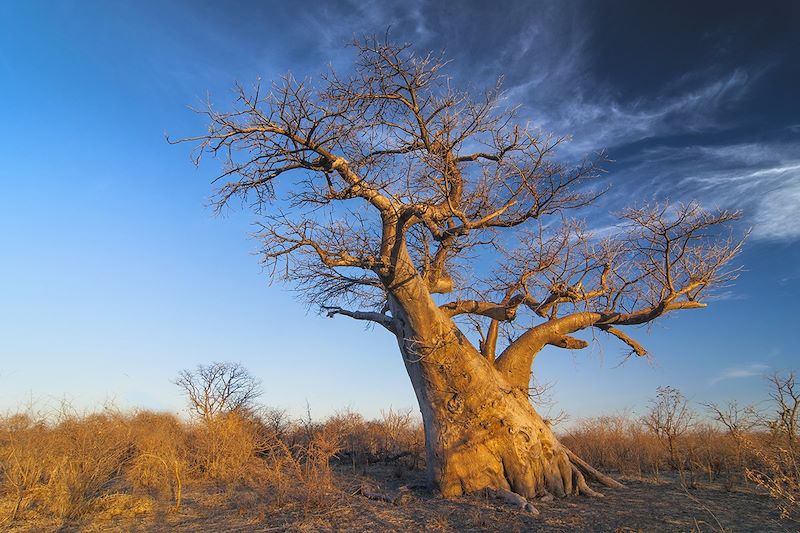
<box><xmin>387</xmin><ymin>301</ymin><xmax>624</xmax><ymax>501</ymax></box>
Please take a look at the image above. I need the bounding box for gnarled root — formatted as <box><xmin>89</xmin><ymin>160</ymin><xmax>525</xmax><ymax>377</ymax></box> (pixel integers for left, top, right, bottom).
<box><xmin>428</xmin><ymin>382</ymin><xmax>625</xmax><ymax>502</ymax></box>
<box><xmin>563</xmin><ymin>445</ymin><xmax>626</xmax><ymax>490</ymax></box>
<box><xmin>571</xmin><ymin>464</ymin><xmax>602</xmax><ymax>497</ymax></box>
<box><xmin>546</xmin><ymin>445</ymin><xmax>624</xmax><ymax>497</ymax></box>
<box><xmin>539</xmin><ymin>446</ymin><xmax>606</xmax><ymax>498</ymax></box>
<box><xmin>479</xmin><ymin>487</ymin><xmax>539</xmax><ymax>514</ymax></box>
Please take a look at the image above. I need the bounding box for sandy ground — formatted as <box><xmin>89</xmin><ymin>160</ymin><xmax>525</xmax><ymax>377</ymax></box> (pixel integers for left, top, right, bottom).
<box><xmin>6</xmin><ymin>465</ymin><xmax>798</xmax><ymax>532</ymax></box>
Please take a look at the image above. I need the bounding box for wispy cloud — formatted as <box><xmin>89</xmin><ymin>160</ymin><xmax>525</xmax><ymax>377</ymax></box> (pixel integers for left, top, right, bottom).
<box><xmin>261</xmin><ymin>0</ymin><xmax>798</xmax><ymax>242</ymax></box>
<box><xmin>751</xmin><ymin>176</ymin><xmax>800</xmax><ymax>241</ymax></box>
<box><xmin>420</xmin><ymin>4</ymin><xmax>799</xmax><ymax>243</ymax></box>
<box><xmin>483</xmin><ymin>7</ymin><xmax>758</xmax><ymax>157</ymax></box>
<box><xmin>611</xmin><ymin>142</ymin><xmax>800</xmax><ymax>242</ymax></box>
<box><xmin>710</xmin><ymin>363</ymin><xmax>769</xmax><ymax>385</ymax></box>
<box><xmin>529</xmin><ymin>70</ymin><xmax>753</xmax><ymax>156</ymax></box>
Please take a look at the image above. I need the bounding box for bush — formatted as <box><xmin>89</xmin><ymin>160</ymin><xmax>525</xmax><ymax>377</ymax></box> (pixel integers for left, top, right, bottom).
<box><xmin>0</xmin><ymin>404</ymin><xmax>349</xmax><ymax>522</ymax></box>
<box><xmin>0</xmin><ymin>412</ymin><xmax>49</xmax><ymax>520</ymax></box>
<box><xmin>126</xmin><ymin>411</ymin><xmax>187</xmax><ymax>510</ymax></box>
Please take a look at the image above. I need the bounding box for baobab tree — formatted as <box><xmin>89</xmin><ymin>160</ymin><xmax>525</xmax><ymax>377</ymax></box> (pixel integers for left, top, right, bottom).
<box><xmin>176</xmin><ymin>37</ymin><xmax>744</xmax><ymax>503</ymax></box>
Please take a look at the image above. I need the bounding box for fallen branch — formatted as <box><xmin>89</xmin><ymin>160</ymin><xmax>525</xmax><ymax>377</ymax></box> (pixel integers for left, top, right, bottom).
<box><xmin>354</xmin><ymin>484</ymin><xmax>413</xmax><ymax>505</ymax></box>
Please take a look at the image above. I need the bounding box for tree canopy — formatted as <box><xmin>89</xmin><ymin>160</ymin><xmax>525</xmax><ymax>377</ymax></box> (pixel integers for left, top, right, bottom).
<box><xmin>178</xmin><ymin>37</ymin><xmax>744</xmax><ymax>374</ymax></box>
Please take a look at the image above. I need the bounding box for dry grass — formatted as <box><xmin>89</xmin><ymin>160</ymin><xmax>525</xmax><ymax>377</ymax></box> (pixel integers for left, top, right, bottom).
<box><xmin>735</xmin><ymin>430</ymin><xmax>799</xmax><ymax>520</ymax></box>
<box><xmin>0</xmin><ymin>403</ymin><xmax>420</xmax><ymax>527</ymax></box>
<box><xmin>561</xmin><ymin>387</ymin><xmax>799</xmax><ymax>522</ymax></box>
<box><xmin>0</xmin><ymin>407</ymin><xmax>132</xmax><ymax>521</ymax></box>
<box><xmin>0</xmin><ymin>392</ymin><xmax>796</xmax><ymax>530</ymax></box>
<box><xmin>0</xmin><ymin>405</ymin><xmax>343</xmax><ymax>526</ymax></box>
<box><xmin>561</xmin><ymin>415</ymin><xmax>744</xmax><ymax>485</ymax></box>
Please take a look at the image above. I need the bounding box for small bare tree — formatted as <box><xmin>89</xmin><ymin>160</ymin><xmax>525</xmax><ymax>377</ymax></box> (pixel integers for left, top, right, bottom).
<box><xmin>707</xmin><ymin>399</ymin><xmax>759</xmax><ymax>485</ymax></box>
<box><xmin>644</xmin><ymin>386</ymin><xmax>694</xmax><ymax>473</ymax></box>
<box><xmin>766</xmin><ymin>371</ymin><xmax>799</xmax><ymax>446</ymax></box>
<box><xmin>173</xmin><ymin>362</ymin><xmax>262</xmax><ymax>421</ymax></box>
<box><xmin>755</xmin><ymin>372</ymin><xmax>799</xmax><ymax>518</ymax></box>
<box><xmin>707</xmin><ymin>400</ymin><xmax>759</xmax><ymax>436</ymax></box>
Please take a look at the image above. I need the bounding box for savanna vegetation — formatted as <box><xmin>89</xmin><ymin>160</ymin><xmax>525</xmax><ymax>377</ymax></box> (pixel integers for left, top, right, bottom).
<box><xmin>0</xmin><ymin>364</ymin><xmax>797</xmax><ymax>531</ymax></box>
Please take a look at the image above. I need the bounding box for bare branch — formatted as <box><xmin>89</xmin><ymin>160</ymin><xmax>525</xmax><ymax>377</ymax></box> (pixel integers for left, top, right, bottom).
<box><xmin>179</xmin><ymin>38</ymin><xmax>745</xmax><ymax>394</ymax></box>
<box><xmin>493</xmin><ymin>203</ymin><xmax>744</xmax><ymax>388</ymax></box>
<box><xmin>596</xmin><ymin>326</ymin><xmax>647</xmax><ymax>357</ymax></box>
<box><xmin>324</xmin><ymin>306</ymin><xmax>396</xmax><ymax>333</ymax></box>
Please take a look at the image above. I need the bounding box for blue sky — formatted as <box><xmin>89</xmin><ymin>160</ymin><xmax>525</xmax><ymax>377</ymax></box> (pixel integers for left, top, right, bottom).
<box><xmin>1</xmin><ymin>1</ymin><xmax>798</xmax><ymax>422</ymax></box>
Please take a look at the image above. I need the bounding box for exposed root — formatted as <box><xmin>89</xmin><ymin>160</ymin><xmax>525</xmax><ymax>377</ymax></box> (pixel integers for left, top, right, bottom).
<box><xmin>538</xmin><ymin>491</ymin><xmax>555</xmax><ymax>502</ymax></box>
<box><xmin>571</xmin><ymin>464</ymin><xmax>603</xmax><ymax>497</ymax></box>
<box><xmin>425</xmin><ymin>380</ymin><xmax>624</xmax><ymax>504</ymax></box>
<box><xmin>563</xmin><ymin>446</ymin><xmax>626</xmax><ymax>490</ymax></box>
<box><xmin>480</xmin><ymin>488</ymin><xmax>539</xmax><ymax>515</ymax></box>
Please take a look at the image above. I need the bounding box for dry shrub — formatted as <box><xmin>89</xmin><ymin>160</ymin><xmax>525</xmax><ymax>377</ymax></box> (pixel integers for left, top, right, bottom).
<box><xmin>258</xmin><ymin>406</ymin><xmax>291</xmax><ymax>441</ymax></box>
<box><xmin>643</xmin><ymin>386</ymin><xmax>694</xmax><ymax>474</ymax></box>
<box><xmin>127</xmin><ymin>411</ymin><xmax>187</xmax><ymax>510</ymax></box>
<box><xmin>747</xmin><ymin>372</ymin><xmax>800</xmax><ymax>519</ymax></box>
<box><xmin>189</xmin><ymin>411</ymin><xmax>272</xmax><ymax>486</ymax></box>
<box><xmin>43</xmin><ymin>408</ymin><xmax>132</xmax><ymax>519</ymax></box>
<box><xmin>0</xmin><ymin>400</ymin><xmax>428</xmax><ymax>522</ymax></box>
<box><xmin>710</xmin><ymin>372</ymin><xmax>800</xmax><ymax>519</ymax></box>
<box><xmin>683</xmin><ymin>422</ymin><xmax>729</xmax><ymax>483</ymax></box>
<box><xmin>91</xmin><ymin>492</ymin><xmax>153</xmax><ymax>520</ymax></box>
<box><xmin>254</xmin><ymin>424</ymin><xmax>341</xmax><ymax>510</ymax></box>
<box><xmin>0</xmin><ymin>406</ymin><xmax>165</xmax><ymax>522</ymax></box>
<box><xmin>562</xmin><ymin>413</ymin><xmax>739</xmax><ymax>485</ymax></box>
<box><xmin>371</xmin><ymin>408</ymin><xmax>425</xmax><ymax>469</ymax></box>
<box><xmin>562</xmin><ymin>414</ymin><xmax>661</xmax><ymax>477</ymax></box>
<box><xmin>743</xmin><ymin>433</ymin><xmax>798</xmax><ymax>519</ymax></box>
<box><xmin>180</xmin><ymin>407</ymin><xmax>343</xmax><ymax>510</ymax></box>
<box><xmin>324</xmin><ymin>408</ymin><xmax>424</xmax><ymax>473</ymax></box>
<box><xmin>293</xmin><ymin>424</ymin><xmax>342</xmax><ymax>508</ymax></box>
<box><xmin>0</xmin><ymin>413</ymin><xmax>50</xmax><ymax>521</ymax></box>
<box><xmin>325</xmin><ymin>409</ymin><xmax>370</xmax><ymax>472</ymax></box>
<box><xmin>563</xmin><ymin>377</ymin><xmax>799</xmax><ymax>523</ymax></box>
<box><xmin>0</xmin><ymin>402</ymin><xmax>351</xmax><ymax>523</ymax></box>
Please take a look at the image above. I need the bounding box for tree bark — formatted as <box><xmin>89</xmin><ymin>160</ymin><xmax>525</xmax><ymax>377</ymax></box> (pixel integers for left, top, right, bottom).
<box><xmin>387</xmin><ymin>295</ymin><xmax>618</xmax><ymax>500</ymax></box>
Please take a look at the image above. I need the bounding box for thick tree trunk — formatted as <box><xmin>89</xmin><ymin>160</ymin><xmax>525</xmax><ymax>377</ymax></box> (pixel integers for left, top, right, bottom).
<box><xmin>377</xmin><ymin>240</ymin><xmax>622</xmax><ymax>501</ymax></box>
<box><xmin>388</xmin><ymin>299</ymin><xmax>620</xmax><ymax>500</ymax></box>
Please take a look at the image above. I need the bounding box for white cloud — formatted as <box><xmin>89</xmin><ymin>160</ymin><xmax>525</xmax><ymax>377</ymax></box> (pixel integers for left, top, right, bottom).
<box><xmin>490</xmin><ymin>11</ymin><xmax>756</xmax><ymax>158</ymax></box>
<box><xmin>711</xmin><ymin>363</ymin><xmax>769</xmax><ymax>385</ymax></box>
<box><xmin>588</xmin><ymin>223</ymin><xmax>624</xmax><ymax>240</ymax></box>
<box><xmin>597</xmin><ymin>141</ymin><xmax>800</xmax><ymax>242</ymax></box>
<box><xmin>681</xmin><ymin>157</ymin><xmax>800</xmax><ymax>241</ymax></box>
<box><xmin>533</xmin><ymin>70</ymin><xmax>752</xmax><ymax>156</ymax></box>
<box><xmin>466</xmin><ymin>11</ymin><xmax>799</xmax><ymax>243</ymax></box>
<box><xmin>752</xmin><ymin>176</ymin><xmax>800</xmax><ymax>241</ymax></box>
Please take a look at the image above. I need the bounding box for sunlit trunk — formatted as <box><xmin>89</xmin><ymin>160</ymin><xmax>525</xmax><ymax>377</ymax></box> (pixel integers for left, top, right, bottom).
<box><xmin>388</xmin><ymin>297</ymin><xmax>611</xmax><ymax>499</ymax></box>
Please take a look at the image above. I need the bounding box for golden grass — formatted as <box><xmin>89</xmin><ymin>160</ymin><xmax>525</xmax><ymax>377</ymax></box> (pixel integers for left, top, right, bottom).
<box><xmin>0</xmin><ymin>399</ymin><xmax>795</xmax><ymax>527</ymax></box>
<box><xmin>0</xmin><ymin>403</ymin><xmax>425</xmax><ymax>526</ymax></box>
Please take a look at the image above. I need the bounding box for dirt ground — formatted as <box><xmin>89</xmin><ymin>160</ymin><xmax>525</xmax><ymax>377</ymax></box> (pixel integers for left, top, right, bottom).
<box><xmin>6</xmin><ymin>464</ymin><xmax>798</xmax><ymax>532</ymax></box>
